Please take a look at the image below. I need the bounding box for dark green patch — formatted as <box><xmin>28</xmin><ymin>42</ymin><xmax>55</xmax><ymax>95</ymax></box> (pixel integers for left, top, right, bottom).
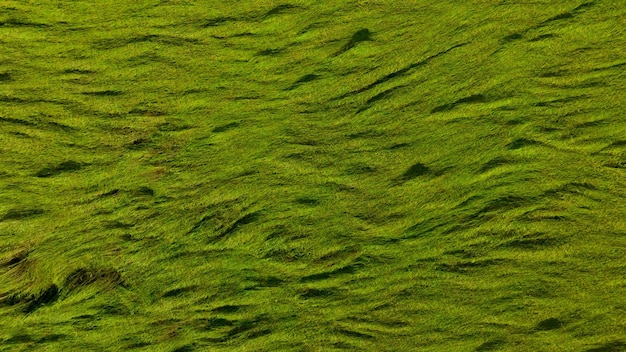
<box><xmin>573</xmin><ymin>1</ymin><xmax>596</xmax><ymax>12</ymax></box>
<box><xmin>9</xmin><ymin>131</ymin><xmax>31</xmax><ymax>138</ymax></box>
<box><xmin>529</xmin><ymin>33</ymin><xmax>556</xmax><ymax>41</ymax></box>
<box><xmin>435</xmin><ymin>259</ymin><xmax>504</xmax><ymax>273</ymax></box>
<box><xmin>542</xmin><ymin>12</ymin><xmax>575</xmax><ymax>24</ymax></box>
<box><xmin>212</xmin><ymin>122</ymin><xmax>239</xmax><ymax>133</ymax></box>
<box><xmin>158</xmin><ymin>121</ymin><xmax>192</xmax><ymax>132</ymax></box>
<box><xmin>35</xmin><ymin>160</ymin><xmax>83</xmax><ymax>177</ymax></box>
<box><xmin>211</xmin><ymin>304</ymin><xmax>241</xmax><ymax>313</ymax></box>
<box><xmin>63</xmin><ymin>268</ymin><xmax>123</xmax><ymax>293</ymax></box>
<box><xmin>572</xmin><ymin>117</ymin><xmax>607</xmax><ymax>128</ymax></box>
<box><xmin>585</xmin><ymin>341</ymin><xmax>626</xmax><ymax>352</ymax></box>
<box><xmin>475</xmin><ymin>339</ymin><xmax>506</xmax><ymax>351</ymax></box>
<box><xmin>207</xmin><ymin>211</ymin><xmax>261</xmax><ymax>243</ymax></box>
<box><xmin>543</xmin><ymin>181</ymin><xmax>597</xmax><ymax>197</ymax></box>
<box><xmin>507</xmin><ymin>138</ymin><xmax>540</xmax><ymax>150</ymax></box>
<box><xmin>187</xmin><ymin>214</ymin><xmax>214</xmax><ymax>235</ymax></box>
<box><xmin>97</xmin><ymin>34</ymin><xmax>201</xmax><ymax>49</ymax></box>
<box><xmin>134</xmin><ymin>186</ymin><xmax>155</xmax><ymax>196</ymax></box>
<box><xmin>295</xmin><ymin>73</ymin><xmax>319</xmax><ymax>84</ymax></box>
<box><xmin>535</xmin><ymin>317</ymin><xmax>564</xmax><ymax>331</ymax></box>
<box><xmin>357</xmin><ymin>86</ymin><xmax>403</xmax><ymax>113</ymax></box>
<box><xmin>346</xmin><ymin>129</ymin><xmax>384</xmax><ymax>139</ymax></box>
<box><xmin>286</xmin><ymin>73</ymin><xmax>321</xmax><ymax>90</ymax></box>
<box><xmin>532</xmin><ymin>95</ymin><xmax>586</xmax><ymax>107</ymax></box>
<box><xmin>71</xmin><ymin>314</ymin><xmax>95</xmax><ymax>320</ymax></box>
<box><xmin>81</xmin><ymin>90</ymin><xmax>123</xmax><ymax>96</ymax></box>
<box><xmin>99</xmin><ymin>303</ymin><xmax>128</xmax><ymax>315</ymax></box>
<box><xmin>401</xmin><ymin>162</ymin><xmax>430</xmax><ymax>180</ymax></box>
<box><xmin>456</xmin><ymin>94</ymin><xmax>487</xmax><ymax>104</ymax></box>
<box><xmin>296</xmin><ymin>197</ymin><xmax>319</xmax><ymax>205</ymax></box>
<box><xmin>498</xmin><ymin>233</ymin><xmax>559</xmax><ymax>249</ymax></box>
<box><xmin>403</xmin><ymin>219</ymin><xmax>447</xmax><ymax>240</ymax></box>
<box><xmin>366</xmin><ymin>86</ymin><xmax>401</xmax><ymax>106</ymax></box>
<box><xmin>262</xmin><ymin>248</ymin><xmax>303</xmax><ymax>262</ymax></box>
<box><xmin>431</xmin><ymin>94</ymin><xmax>486</xmax><ymax>113</ymax></box>
<box><xmin>300</xmin><ymin>262</ymin><xmax>363</xmax><ymax>282</ymax></box>
<box><xmin>119</xmin><ymin>233</ymin><xmax>134</xmax><ymax>241</ymax></box>
<box><xmin>129</xmin><ymin>107</ymin><xmax>166</xmax><ymax>116</ymax></box>
<box><xmin>225</xmin><ymin>319</ymin><xmax>262</xmax><ymax>338</ymax></box>
<box><xmin>443</xmin><ymin>248</ymin><xmax>476</xmax><ymax>259</ymax></box>
<box><xmin>265</xmin><ymin>4</ymin><xmax>298</xmax><ymax>18</ymax></box>
<box><xmin>99</xmin><ymin>189</ymin><xmax>120</xmax><ymax>197</ymax></box>
<box><xmin>201</xmin><ymin>317</ymin><xmax>234</xmax><ymax>330</ymax></box>
<box><xmin>255</xmin><ymin>276</ymin><xmax>284</xmax><ymax>287</ymax></box>
<box><xmin>332</xmin><ymin>341</ymin><xmax>357</xmax><ymax>349</ymax></box>
<box><xmin>23</xmin><ymin>284</ymin><xmax>59</xmax><ymax>313</ymax></box>
<box><xmin>0</xmin><ymin>250</ymin><xmax>29</xmax><ymax>267</ymax></box>
<box><xmin>105</xmin><ymin>220</ymin><xmax>135</xmax><ymax>229</ymax></box>
<box><xmin>0</xmin><ymin>18</ymin><xmax>48</xmax><ymax>27</ymax></box>
<box><xmin>430</xmin><ymin>102</ymin><xmax>455</xmax><ymax>113</ymax></box>
<box><xmin>479</xmin><ymin>195</ymin><xmax>528</xmax><ymax>214</ymax></box>
<box><xmin>0</xmin><ymin>72</ymin><xmax>12</xmax><ymax>81</ymax></box>
<box><xmin>333</xmin><ymin>42</ymin><xmax>468</xmax><ymax>101</ymax></box>
<box><xmin>1</xmin><ymin>208</ymin><xmax>44</xmax><ymax>221</ymax></box>
<box><xmin>126</xmin><ymin>341</ymin><xmax>151</xmax><ymax>349</ymax></box>
<box><xmin>607</xmin><ymin>140</ymin><xmax>626</xmax><ymax>147</ymax></box>
<box><xmin>0</xmin><ymin>293</ymin><xmax>21</xmax><ymax>307</ymax></box>
<box><xmin>315</xmin><ymin>247</ymin><xmax>361</xmax><ymax>264</ymax></box>
<box><xmin>478</xmin><ymin>156</ymin><xmax>510</xmax><ymax>173</ymax></box>
<box><xmin>592</xmin><ymin>62</ymin><xmax>626</xmax><ymax>72</ymax></box>
<box><xmin>256</xmin><ymin>48</ymin><xmax>282</xmax><ymax>56</ymax></box>
<box><xmin>201</xmin><ymin>16</ymin><xmax>234</xmax><ymax>27</ymax></box>
<box><xmin>4</xmin><ymin>334</ymin><xmax>34</xmax><ymax>344</ymax></box>
<box><xmin>334</xmin><ymin>28</ymin><xmax>372</xmax><ymax>56</ymax></box>
<box><xmin>335</xmin><ymin>327</ymin><xmax>374</xmax><ymax>339</ymax></box>
<box><xmin>62</xmin><ymin>68</ymin><xmax>96</xmax><ymax>74</ymax></box>
<box><xmin>388</xmin><ymin>142</ymin><xmax>410</xmax><ymax>149</ymax></box>
<box><xmin>171</xmin><ymin>345</ymin><xmax>195</xmax><ymax>352</ymax></box>
<box><xmin>38</xmin><ymin>334</ymin><xmax>67</xmax><ymax>342</ymax></box>
<box><xmin>47</xmin><ymin>121</ymin><xmax>76</xmax><ymax>132</ymax></box>
<box><xmin>322</xmin><ymin>181</ymin><xmax>357</xmax><ymax>192</ymax></box>
<box><xmin>502</xmin><ymin>33</ymin><xmax>523</xmax><ymax>42</ymax></box>
<box><xmin>0</xmin><ymin>116</ymin><xmax>36</xmax><ymax>126</ymax></box>
<box><xmin>603</xmin><ymin>160</ymin><xmax>626</xmax><ymax>169</ymax></box>
<box><xmin>125</xmin><ymin>138</ymin><xmax>149</xmax><ymax>150</ymax></box>
<box><xmin>299</xmin><ymin>287</ymin><xmax>336</xmax><ymax>299</ymax></box>
<box><xmin>0</xmin><ymin>95</ymin><xmax>28</xmax><ymax>103</ymax></box>
<box><xmin>539</xmin><ymin>70</ymin><xmax>567</xmax><ymax>78</ymax></box>
<box><xmin>345</xmin><ymin>163</ymin><xmax>375</xmax><ymax>175</ymax></box>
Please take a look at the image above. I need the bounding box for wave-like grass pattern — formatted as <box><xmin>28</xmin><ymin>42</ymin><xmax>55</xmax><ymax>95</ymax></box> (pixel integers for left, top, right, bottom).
<box><xmin>1</xmin><ymin>1</ymin><xmax>625</xmax><ymax>351</ymax></box>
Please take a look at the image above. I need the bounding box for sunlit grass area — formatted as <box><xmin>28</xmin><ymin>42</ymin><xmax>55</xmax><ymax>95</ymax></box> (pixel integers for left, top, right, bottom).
<box><xmin>1</xmin><ymin>1</ymin><xmax>625</xmax><ymax>351</ymax></box>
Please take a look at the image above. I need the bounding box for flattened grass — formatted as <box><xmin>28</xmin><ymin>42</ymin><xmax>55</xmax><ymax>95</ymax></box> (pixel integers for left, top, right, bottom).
<box><xmin>1</xmin><ymin>0</ymin><xmax>625</xmax><ymax>350</ymax></box>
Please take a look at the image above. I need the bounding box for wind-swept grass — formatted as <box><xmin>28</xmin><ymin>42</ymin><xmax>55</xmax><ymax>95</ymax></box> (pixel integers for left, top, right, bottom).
<box><xmin>1</xmin><ymin>0</ymin><xmax>625</xmax><ymax>351</ymax></box>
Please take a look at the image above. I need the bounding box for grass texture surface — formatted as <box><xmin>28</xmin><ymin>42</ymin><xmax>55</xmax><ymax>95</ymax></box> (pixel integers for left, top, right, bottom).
<box><xmin>1</xmin><ymin>1</ymin><xmax>625</xmax><ymax>351</ymax></box>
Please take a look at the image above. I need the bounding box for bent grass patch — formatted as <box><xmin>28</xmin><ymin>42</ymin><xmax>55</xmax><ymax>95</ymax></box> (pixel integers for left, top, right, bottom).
<box><xmin>0</xmin><ymin>0</ymin><xmax>625</xmax><ymax>351</ymax></box>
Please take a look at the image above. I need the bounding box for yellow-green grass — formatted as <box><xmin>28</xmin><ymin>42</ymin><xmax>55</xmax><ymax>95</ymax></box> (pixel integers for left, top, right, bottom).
<box><xmin>1</xmin><ymin>1</ymin><xmax>625</xmax><ymax>351</ymax></box>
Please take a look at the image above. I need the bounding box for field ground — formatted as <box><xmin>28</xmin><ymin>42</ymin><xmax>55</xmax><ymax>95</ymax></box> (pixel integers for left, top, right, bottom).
<box><xmin>1</xmin><ymin>1</ymin><xmax>625</xmax><ymax>351</ymax></box>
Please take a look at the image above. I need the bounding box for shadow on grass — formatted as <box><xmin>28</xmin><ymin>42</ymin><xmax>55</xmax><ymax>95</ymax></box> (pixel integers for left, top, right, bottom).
<box><xmin>1</xmin><ymin>208</ymin><xmax>44</xmax><ymax>221</ymax></box>
<box><xmin>333</xmin><ymin>28</ymin><xmax>372</xmax><ymax>56</ymax></box>
<box><xmin>63</xmin><ymin>267</ymin><xmax>124</xmax><ymax>294</ymax></box>
<box><xmin>265</xmin><ymin>4</ymin><xmax>299</xmax><ymax>18</ymax></box>
<box><xmin>585</xmin><ymin>341</ymin><xmax>626</xmax><ymax>352</ymax></box>
<box><xmin>35</xmin><ymin>160</ymin><xmax>83</xmax><ymax>177</ymax></box>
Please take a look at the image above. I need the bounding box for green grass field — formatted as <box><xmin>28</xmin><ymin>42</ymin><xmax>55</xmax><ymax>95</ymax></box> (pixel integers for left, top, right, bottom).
<box><xmin>1</xmin><ymin>1</ymin><xmax>625</xmax><ymax>350</ymax></box>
